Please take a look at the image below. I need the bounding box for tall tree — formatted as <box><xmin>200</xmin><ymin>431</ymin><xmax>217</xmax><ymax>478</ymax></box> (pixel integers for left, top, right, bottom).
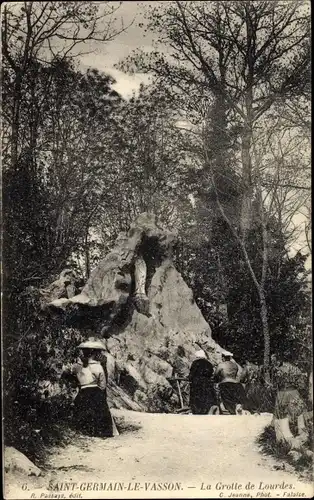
<box><xmin>2</xmin><ymin>1</ymin><xmax>130</xmax><ymax>347</ymax></box>
<box><xmin>2</xmin><ymin>1</ymin><xmax>127</xmax><ymax>169</ymax></box>
<box><xmin>120</xmin><ymin>0</ymin><xmax>310</xmax><ymax>380</ymax></box>
<box><xmin>92</xmin><ymin>84</ymin><xmax>190</xmax><ymax>243</ymax></box>
<box><xmin>122</xmin><ymin>0</ymin><xmax>310</xmax><ymax>236</ymax></box>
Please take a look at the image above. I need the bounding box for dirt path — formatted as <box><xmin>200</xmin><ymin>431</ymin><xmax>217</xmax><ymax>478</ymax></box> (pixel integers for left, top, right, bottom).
<box><xmin>5</xmin><ymin>410</ymin><xmax>313</xmax><ymax>499</ymax></box>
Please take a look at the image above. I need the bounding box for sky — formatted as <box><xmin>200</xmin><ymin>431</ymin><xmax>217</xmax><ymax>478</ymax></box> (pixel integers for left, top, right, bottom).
<box><xmin>8</xmin><ymin>0</ymin><xmax>308</xmax><ymax>267</ymax></box>
<box><xmin>75</xmin><ymin>1</ymin><xmax>311</xmax><ymax>268</ymax></box>
<box><xmin>79</xmin><ymin>1</ymin><xmax>157</xmax><ymax>98</ymax></box>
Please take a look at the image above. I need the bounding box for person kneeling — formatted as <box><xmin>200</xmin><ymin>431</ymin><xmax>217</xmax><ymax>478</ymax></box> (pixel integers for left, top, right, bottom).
<box><xmin>214</xmin><ymin>350</ymin><xmax>250</xmax><ymax>415</ymax></box>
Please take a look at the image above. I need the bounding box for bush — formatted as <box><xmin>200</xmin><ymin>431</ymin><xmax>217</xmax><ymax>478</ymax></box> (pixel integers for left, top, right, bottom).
<box><xmin>3</xmin><ymin>288</ymin><xmax>86</xmax><ymax>462</ymax></box>
<box><xmin>258</xmin><ymin>425</ymin><xmax>291</xmax><ymax>458</ymax></box>
<box><xmin>246</xmin><ymin>382</ymin><xmax>276</xmax><ymax>413</ymax></box>
<box><xmin>258</xmin><ymin>423</ymin><xmax>313</xmax><ymax>481</ymax></box>
<box><xmin>244</xmin><ymin>366</ymin><xmax>276</xmax><ymax>413</ymax></box>
<box><xmin>145</xmin><ymin>383</ymin><xmax>179</xmax><ymax>413</ymax></box>
<box><xmin>5</xmin><ymin>394</ymin><xmax>75</xmax><ymax>464</ymax></box>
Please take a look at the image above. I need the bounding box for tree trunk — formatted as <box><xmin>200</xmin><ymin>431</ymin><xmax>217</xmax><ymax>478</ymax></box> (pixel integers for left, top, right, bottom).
<box><xmin>11</xmin><ymin>75</ymin><xmax>23</xmax><ymax>169</ymax></box>
<box><xmin>257</xmin><ymin>176</ymin><xmax>271</xmax><ymax>383</ymax></box>
<box><xmin>212</xmin><ymin>176</ymin><xmax>271</xmax><ymax>377</ymax></box>
<box><xmin>240</xmin><ymin>125</ymin><xmax>253</xmax><ymax>236</ymax></box>
<box><xmin>84</xmin><ymin>230</ymin><xmax>90</xmax><ymax>280</ymax></box>
<box><xmin>212</xmin><ymin>93</ymin><xmax>228</xmax><ymax>171</ymax></box>
<box><xmin>259</xmin><ymin>289</ymin><xmax>270</xmax><ymax>383</ymax></box>
<box><xmin>309</xmin><ymin>371</ymin><xmax>313</xmax><ymax>405</ymax></box>
<box><xmin>241</xmin><ymin>6</ymin><xmax>255</xmax><ymax>237</ymax></box>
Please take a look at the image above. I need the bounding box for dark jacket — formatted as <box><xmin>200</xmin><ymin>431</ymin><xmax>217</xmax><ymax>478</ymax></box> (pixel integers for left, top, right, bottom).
<box><xmin>189</xmin><ymin>358</ymin><xmax>216</xmax><ymax>414</ymax></box>
<box><xmin>189</xmin><ymin>358</ymin><xmax>214</xmax><ymax>381</ymax></box>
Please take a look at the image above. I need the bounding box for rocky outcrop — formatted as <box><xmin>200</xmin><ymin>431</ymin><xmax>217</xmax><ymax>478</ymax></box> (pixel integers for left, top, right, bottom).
<box><xmin>107</xmin><ymin>382</ymin><xmax>144</xmax><ymax>412</ymax></box>
<box><xmin>5</xmin><ymin>447</ymin><xmax>41</xmax><ymax>477</ymax></box>
<box><xmin>45</xmin><ymin>213</ymin><xmax>176</xmax><ymax>329</ymax></box>
<box><xmin>44</xmin><ymin>213</ymin><xmax>222</xmax><ymax>412</ymax></box>
<box><xmin>272</xmin><ymin>373</ymin><xmax>313</xmax><ymax>464</ymax></box>
<box><xmin>40</xmin><ymin>269</ymin><xmax>81</xmax><ymax>305</ymax></box>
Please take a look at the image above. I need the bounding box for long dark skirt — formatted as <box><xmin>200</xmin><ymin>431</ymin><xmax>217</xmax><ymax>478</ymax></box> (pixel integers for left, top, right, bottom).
<box><xmin>219</xmin><ymin>382</ymin><xmax>248</xmax><ymax>415</ymax></box>
<box><xmin>189</xmin><ymin>377</ymin><xmax>217</xmax><ymax>415</ymax></box>
<box><xmin>74</xmin><ymin>387</ymin><xmax>113</xmax><ymax>437</ymax></box>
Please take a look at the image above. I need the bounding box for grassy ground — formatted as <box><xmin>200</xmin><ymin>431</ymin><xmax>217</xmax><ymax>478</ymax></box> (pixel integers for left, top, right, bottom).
<box><xmin>257</xmin><ymin>424</ymin><xmax>313</xmax><ymax>482</ymax></box>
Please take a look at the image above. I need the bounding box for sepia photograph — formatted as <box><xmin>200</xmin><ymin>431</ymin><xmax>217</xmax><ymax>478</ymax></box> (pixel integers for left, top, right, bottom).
<box><xmin>2</xmin><ymin>1</ymin><xmax>312</xmax><ymax>498</ymax></box>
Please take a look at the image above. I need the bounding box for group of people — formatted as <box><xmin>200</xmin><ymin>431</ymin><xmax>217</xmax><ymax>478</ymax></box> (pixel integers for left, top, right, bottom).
<box><xmin>62</xmin><ymin>339</ymin><xmax>251</xmax><ymax>440</ymax></box>
<box><xmin>177</xmin><ymin>348</ymin><xmax>250</xmax><ymax>415</ymax></box>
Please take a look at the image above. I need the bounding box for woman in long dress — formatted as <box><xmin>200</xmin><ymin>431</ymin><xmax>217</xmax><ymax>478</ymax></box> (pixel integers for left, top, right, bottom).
<box><xmin>189</xmin><ymin>350</ymin><xmax>217</xmax><ymax>414</ymax></box>
<box><xmin>64</xmin><ymin>340</ymin><xmax>113</xmax><ymax>437</ymax></box>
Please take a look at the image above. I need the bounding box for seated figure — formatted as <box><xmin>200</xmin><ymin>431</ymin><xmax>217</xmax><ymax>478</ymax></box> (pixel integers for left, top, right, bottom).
<box><xmin>214</xmin><ymin>350</ymin><xmax>249</xmax><ymax>415</ymax></box>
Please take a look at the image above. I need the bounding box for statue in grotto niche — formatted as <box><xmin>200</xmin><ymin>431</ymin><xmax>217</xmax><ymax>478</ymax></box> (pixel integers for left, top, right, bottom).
<box><xmin>43</xmin><ymin>213</ymin><xmax>176</xmax><ymax>336</ymax></box>
<box><xmin>41</xmin><ymin>213</ymin><xmax>221</xmax><ymax>413</ymax></box>
<box><xmin>133</xmin><ymin>255</ymin><xmax>150</xmax><ymax>316</ymax></box>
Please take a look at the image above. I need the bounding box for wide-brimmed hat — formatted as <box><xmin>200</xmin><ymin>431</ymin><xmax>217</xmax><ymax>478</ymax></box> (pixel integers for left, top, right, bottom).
<box><xmin>78</xmin><ymin>340</ymin><xmax>106</xmax><ymax>350</ymax></box>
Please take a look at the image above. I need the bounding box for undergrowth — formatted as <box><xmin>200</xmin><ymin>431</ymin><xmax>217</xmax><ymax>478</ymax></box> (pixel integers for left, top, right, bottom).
<box><xmin>258</xmin><ymin>424</ymin><xmax>313</xmax><ymax>481</ymax></box>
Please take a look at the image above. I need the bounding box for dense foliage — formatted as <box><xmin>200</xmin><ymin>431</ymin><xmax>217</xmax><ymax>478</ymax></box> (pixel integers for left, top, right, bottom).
<box><xmin>2</xmin><ymin>1</ymin><xmax>311</xmax><ymax>459</ymax></box>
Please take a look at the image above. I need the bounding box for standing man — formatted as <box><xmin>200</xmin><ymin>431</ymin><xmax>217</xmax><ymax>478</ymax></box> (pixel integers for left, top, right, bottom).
<box><xmin>215</xmin><ymin>349</ymin><xmax>240</xmax><ymax>382</ymax></box>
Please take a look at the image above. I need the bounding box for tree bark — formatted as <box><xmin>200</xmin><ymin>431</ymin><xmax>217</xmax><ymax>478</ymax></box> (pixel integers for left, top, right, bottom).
<box><xmin>240</xmin><ymin>126</ymin><xmax>253</xmax><ymax>236</ymax></box>
<box><xmin>211</xmin><ymin>175</ymin><xmax>271</xmax><ymax>379</ymax></box>
<box><xmin>240</xmin><ymin>4</ymin><xmax>256</xmax><ymax>237</ymax></box>
<box><xmin>257</xmin><ymin>178</ymin><xmax>271</xmax><ymax>382</ymax></box>
<box><xmin>11</xmin><ymin>75</ymin><xmax>23</xmax><ymax>169</ymax></box>
<box><xmin>258</xmin><ymin>289</ymin><xmax>270</xmax><ymax>383</ymax></box>
<box><xmin>84</xmin><ymin>229</ymin><xmax>91</xmax><ymax>280</ymax></box>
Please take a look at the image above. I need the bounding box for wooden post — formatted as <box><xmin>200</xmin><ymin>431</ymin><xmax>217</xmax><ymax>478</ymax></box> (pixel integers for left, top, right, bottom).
<box><xmin>111</xmin><ymin>414</ymin><xmax>119</xmax><ymax>436</ymax></box>
<box><xmin>176</xmin><ymin>378</ymin><xmax>184</xmax><ymax>409</ymax></box>
<box><xmin>168</xmin><ymin>377</ymin><xmax>188</xmax><ymax>409</ymax></box>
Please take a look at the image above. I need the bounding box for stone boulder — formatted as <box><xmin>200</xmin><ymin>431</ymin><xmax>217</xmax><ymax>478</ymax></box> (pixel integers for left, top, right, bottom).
<box><xmin>5</xmin><ymin>447</ymin><xmax>41</xmax><ymax>477</ymax></box>
<box><xmin>40</xmin><ymin>269</ymin><xmax>80</xmax><ymax>306</ymax></box>
<box><xmin>107</xmin><ymin>382</ymin><xmax>144</xmax><ymax>411</ymax></box>
<box><xmin>272</xmin><ymin>385</ymin><xmax>313</xmax><ymax>463</ymax></box>
<box><xmin>45</xmin><ymin>213</ymin><xmax>176</xmax><ymax>328</ymax></box>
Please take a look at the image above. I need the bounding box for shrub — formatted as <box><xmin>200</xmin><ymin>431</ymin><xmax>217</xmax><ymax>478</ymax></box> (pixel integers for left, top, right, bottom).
<box><xmin>145</xmin><ymin>383</ymin><xmax>179</xmax><ymax>413</ymax></box>
<box><xmin>3</xmin><ymin>288</ymin><xmax>85</xmax><ymax>462</ymax></box>
<box><xmin>258</xmin><ymin>423</ymin><xmax>313</xmax><ymax>481</ymax></box>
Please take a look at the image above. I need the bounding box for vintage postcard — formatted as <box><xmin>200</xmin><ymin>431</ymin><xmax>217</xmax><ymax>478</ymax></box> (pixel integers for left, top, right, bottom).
<box><xmin>2</xmin><ymin>1</ymin><xmax>312</xmax><ymax>499</ymax></box>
